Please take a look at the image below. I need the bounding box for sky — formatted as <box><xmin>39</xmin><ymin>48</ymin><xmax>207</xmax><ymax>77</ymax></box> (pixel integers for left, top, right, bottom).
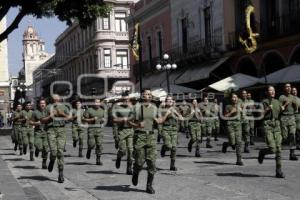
<box><xmin>6</xmin><ymin>8</ymin><xmax>67</xmax><ymax>76</ymax></box>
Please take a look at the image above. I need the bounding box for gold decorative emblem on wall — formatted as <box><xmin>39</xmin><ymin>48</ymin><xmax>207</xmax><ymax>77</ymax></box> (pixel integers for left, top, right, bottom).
<box><xmin>239</xmin><ymin>5</ymin><xmax>259</xmax><ymax>54</ymax></box>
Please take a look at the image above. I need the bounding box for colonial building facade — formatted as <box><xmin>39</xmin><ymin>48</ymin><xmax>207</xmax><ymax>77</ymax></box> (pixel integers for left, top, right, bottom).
<box><xmin>36</xmin><ymin>0</ymin><xmax>139</xmax><ymax>98</ymax></box>
<box><xmin>129</xmin><ymin>0</ymin><xmax>300</xmax><ymax>91</ymax></box>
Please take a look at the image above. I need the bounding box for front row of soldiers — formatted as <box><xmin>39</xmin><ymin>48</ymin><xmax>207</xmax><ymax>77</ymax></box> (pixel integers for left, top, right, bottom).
<box><xmin>10</xmin><ymin>83</ymin><xmax>300</xmax><ymax>194</ymax></box>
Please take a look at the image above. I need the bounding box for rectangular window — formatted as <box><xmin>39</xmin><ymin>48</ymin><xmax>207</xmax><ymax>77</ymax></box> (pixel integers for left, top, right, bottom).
<box><xmin>115</xmin><ymin>12</ymin><xmax>127</xmax><ymax>32</ymax></box>
<box><xmin>102</xmin><ymin>16</ymin><xmax>110</xmax><ymax>30</ymax></box>
<box><xmin>104</xmin><ymin>49</ymin><xmax>111</xmax><ymax>68</ymax></box>
<box><xmin>157</xmin><ymin>31</ymin><xmax>163</xmax><ymax>58</ymax></box>
<box><xmin>116</xmin><ymin>50</ymin><xmax>128</xmax><ymax>69</ymax></box>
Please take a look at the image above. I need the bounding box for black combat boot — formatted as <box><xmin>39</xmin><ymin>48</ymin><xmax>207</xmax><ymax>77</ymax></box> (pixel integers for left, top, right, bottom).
<box><xmin>276</xmin><ymin>164</ymin><xmax>285</xmax><ymax>178</ymax></box>
<box><xmin>23</xmin><ymin>145</ymin><xmax>27</xmax><ymax>155</ymax></box>
<box><xmin>78</xmin><ymin>148</ymin><xmax>83</xmax><ymax>157</ymax></box>
<box><xmin>206</xmin><ymin>138</ymin><xmax>213</xmax><ymax>148</ymax></box>
<box><xmin>258</xmin><ymin>149</ymin><xmax>272</xmax><ymax>164</ymax></box>
<box><xmin>48</xmin><ymin>155</ymin><xmax>56</xmax><ymax>172</ymax></box>
<box><xmin>146</xmin><ymin>173</ymin><xmax>155</xmax><ymax>194</ymax></box>
<box><xmin>30</xmin><ymin>151</ymin><xmax>34</xmax><ymax>161</ymax></box>
<box><xmin>86</xmin><ymin>149</ymin><xmax>91</xmax><ymax>159</ymax></box>
<box><xmin>42</xmin><ymin>159</ymin><xmax>47</xmax><ymax>169</ymax></box>
<box><xmin>289</xmin><ymin>149</ymin><xmax>298</xmax><ymax>161</ymax></box>
<box><xmin>160</xmin><ymin>145</ymin><xmax>166</xmax><ymax>157</ymax></box>
<box><xmin>96</xmin><ymin>156</ymin><xmax>103</xmax><ymax>165</ymax></box>
<box><xmin>236</xmin><ymin>156</ymin><xmax>244</xmax><ymax>166</ymax></box>
<box><xmin>115</xmin><ymin>155</ymin><xmax>121</xmax><ymax>169</ymax></box>
<box><xmin>58</xmin><ymin>168</ymin><xmax>64</xmax><ymax>183</ymax></box>
<box><xmin>132</xmin><ymin>170</ymin><xmax>139</xmax><ymax>186</ymax></box>
<box><xmin>195</xmin><ymin>146</ymin><xmax>201</xmax><ymax>157</ymax></box>
<box><xmin>188</xmin><ymin>140</ymin><xmax>193</xmax><ymax>152</ymax></box>
<box><xmin>126</xmin><ymin>162</ymin><xmax>133</xmax><ymax>175</ymax></box>
<box><xmin>14</xmin><ymin>143</ymin><xmax>18</xmax><ymax>151</ymax></box>
<box><xmin>222</xmin><ymin>142</ymin><xmax>229</xmax><ymax>153</ymax></box>
<box><xmin>244</xmin><ymin>142</ymin><xmax>250</xmax><ymax>153</ymax></box>
<box><xmin>170</xmin><ymin>159</ymin><xmax>177</xmax><ymax>171</ymax></box>
<box><xmin>35</xmin><ymin>149</ymin><xmax>40</xmax><ymax>157</ymax></box>
<box><xmin>250</xmin><ymin>136</ymin><xmax>255</xmax><ymax>145</ymax></box>
<box><xmin>73</xmin><ymin>140</ymin><xmax>77</xmax><ymax>148</ymax></box>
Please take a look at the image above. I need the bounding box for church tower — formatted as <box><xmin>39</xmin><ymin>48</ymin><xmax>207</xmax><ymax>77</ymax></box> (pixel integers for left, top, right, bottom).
<box><xmin>22</xmin><ymin>26</ymin><xmax>50</xmax><ymax>86</ymax></box>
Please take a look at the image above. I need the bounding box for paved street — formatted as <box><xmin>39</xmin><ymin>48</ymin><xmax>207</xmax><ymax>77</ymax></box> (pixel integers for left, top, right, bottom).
<box><xmin>1</xmin><ymin>126</ymin><xmax>300</xmax><ymax>200</ymax></box>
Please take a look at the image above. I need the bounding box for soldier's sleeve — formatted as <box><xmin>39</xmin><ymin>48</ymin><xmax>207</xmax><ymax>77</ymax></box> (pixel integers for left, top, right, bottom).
<box><xmin>278</xmin><ymin>95</ymin><xmax>285</xmax><ymax>105</ymax></box>
<box><xmin>83</xmin><ymin>109</ymin><xmax>89</xmax><ymax>119</ymax></box>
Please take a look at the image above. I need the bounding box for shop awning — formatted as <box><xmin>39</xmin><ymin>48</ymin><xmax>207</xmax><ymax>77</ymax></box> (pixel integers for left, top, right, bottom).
<box><xmin>259</xmin><ymin>64</ymin><xmax>300</xmax><ymax>84</ymax></box>
<box><xmin>175</xmin><ymin>57</ymin><xmax>229</xmax><ymax>84</ymax></box>
<box><xmin>208</xmin><ymin>73</ymin><xmax>260</xmax><ymax>92</ymax></box>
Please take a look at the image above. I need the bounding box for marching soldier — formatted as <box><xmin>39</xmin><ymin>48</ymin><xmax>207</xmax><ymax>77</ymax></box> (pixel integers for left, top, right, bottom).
<box><xmin>71</xmin><ymin>98</ymin><xmax>85</xmax><ymax>157</ymax></box>
<box><xmin>279</xmin><ymin>83</ymin><xmax>298</xmax><ymax>160</ymax></box>
<box><xmin>159</xmin><ymin>96</ymin><xmax>182</xmax><ymax>171</ymax></box>
<box><xmin>187</xmin><ymin>99</ymin><xmax>202</xmax><ymax>157</ymax></box>
<box><xmin>291</xmin><ymin>87</ymin><xmax>300</xmax><ymax>150</ymax></box>
<box><xmin>41</xmin><ymin>94</ymin><xmax>71</xmax><ymax>183</ymax></box>
<box><xmin>131</xmin><ymin>88</ymin><xmax>158</xmax><ymax>194</ymax></box>
<box><xmin>31</xmin><ymin>98</ymin><xmax>48</xmax><ymax>169</ymax></box>
<box><xmin>179</xmin><ymin>100</ymin><xmax>190</xmax><ymax>138</ymax></box>
<box><xmin>212</xmin><ymin>98</ymin><xmax>220</xmax><ymax>141</ymax></box>
<box><xmin>222</xmin><ymin>93</ymin><xmax>244</xmax><ymax>166</ymax></box>
<box><xmin>200</xmin><ymin>96</ymin><xmax>213</xmax><ymax>148</ymax></box>
<box><xmin>112</xmin><ymin>92</ymin><xmax>134</xmax><ymax>175</ymax></box>
<box><xmin>83</xmin><ymin>98</ymin><xmax>107</xmax><ymax>165</ymax></box>
<box><xmin>12</xmin><ymin>103</ymin><xmax>23</xmax><ymax>154</ymax></box>
<box><xmin>239</xmin><ymin>90</ymin><xmax>250</xmax><ymax>153</ymax></box>
<box><xmin>258</xmin><ymin>86</ymin><xmax>284</xmax><ymax>178</ymax></box>
<box><xmin>247</xmin><ymin>92</ymin><xmax>256</xmax><ymax>145</ymax></box>
<box><xmin>19</xmin><ymin>101</ymin><xmax>34</xmax><ymax>161</ymax></box>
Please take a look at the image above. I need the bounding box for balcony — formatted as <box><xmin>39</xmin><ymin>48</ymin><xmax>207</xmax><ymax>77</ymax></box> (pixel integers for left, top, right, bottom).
<box><xmin>95</xmin><ymin>31</ymin><xmax>129</xmax><ymax>41</ymax></box>
<box><xmin>97</xmin><ymin>68</ymin><xmax>130</xmax><ymax>78</ymax></box>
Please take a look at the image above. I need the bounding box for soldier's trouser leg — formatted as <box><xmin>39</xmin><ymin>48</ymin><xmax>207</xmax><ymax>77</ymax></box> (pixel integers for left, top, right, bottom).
<box><xmin>281</xmin><ymin>116</ymin><xmax>296</xmax><ymax>150</ymax></box>
<box><xmin>17</xmin><ymin>127</ymin><xmax>23</xmax><ymax>153</ymax></box>
<box><xmin>94</xmin><ymin>129</ymin><xmax>103</xmax><ymax>157</ymax></box>
<box><xmin>28</xmin><ymin>129</ymin><xmax>34</xmax><ymax>153</ymax></box>
<box><xmin>48</xmin><ymin>127</ymin><xmax>66</xmax><ymax>170</ymax></box>
<box><xmin>242</xmin><ymin>122</ymin><xmax>250</xmax><ymax>143</ymax></box>
<box><xmin>249</xmin><ymin>120</ymin><xmax>255</xmax><ymax>137</ymax></box>
<box><xmin>35</xmin><ymin>131</ymin><xmax>43</xmax><ymax>152</ymax></box>
<box><xmin>78</xmin><ymin>127</ymin><xmax>84</xmax><ymax>150</ymax></box>
<box><xmin>42</xmin><ymin>134</ymin><xmax>49</xmax><ymax>160</ymax></box>
<box><xmin>72</xmin><ymin>125</ymin><xmax>79</xmax><ymax>142</ymax></box>
<box><xmin>162</xmin><ymin>129</ymin><xmax>173</xmax><ymax>152</ymax></box>
<box><xmin>234</xmin><ymin>123</ymin><xmax>242</xmax><ymax>162</ymax></box>
<box><xmin>87</xmin><ymin>129</ymin><xmax>96</xmax><ymax>151</ymax></box>
<box><xmin>170</xmin><ymin>131</ymin><xmax>177</xmax><ymax>161</ymax></box>
<box><xmin>22</xmin><ymin>128</ymin><xmax>29</xmax><ymax>148</ymax></box>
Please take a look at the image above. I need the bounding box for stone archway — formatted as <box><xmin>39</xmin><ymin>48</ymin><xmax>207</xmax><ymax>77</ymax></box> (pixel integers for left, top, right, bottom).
<box><xmin>261</xmin><ymin>51</ymin><xmax>286</xmax><ymax>76</ymax></box>
<box><xmin>289</xmin><ymin>44</ymin><xmax>300</xmax><ymax>65</ymax></box>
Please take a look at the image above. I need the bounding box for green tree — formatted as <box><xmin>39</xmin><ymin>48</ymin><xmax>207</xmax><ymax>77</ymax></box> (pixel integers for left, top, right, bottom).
<box><xmin>0</xmin><ymin>0</ymin><xmax>110</xmax><ymax>42</ymax></box>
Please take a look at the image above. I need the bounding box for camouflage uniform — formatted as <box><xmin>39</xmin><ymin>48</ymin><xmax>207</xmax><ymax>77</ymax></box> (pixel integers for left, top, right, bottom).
<box><xmin>187</xmin><ymin>107</ymin><xmax>202</xmax><ymax>157</ymax></box>
<box><xmin>279</xmin><ymin>94</ymin><xmax>298</xmax><ymax>160</ymax></box>
<box><xmin>132</xmin><ymin>103</ymin><xmax>157</xmax><ymax>192</ymax></box>
<box><xmin>45</xmin><ymin>103</ymin><xmax>69</xmax><ymax>171</ymax></box>
<box><xmin>200</xmin><ymin>102</ymin><xmax>214</xmax><ymax>148</ymax></box>
<box><xmin>222</xmin><ymin>104</ymin><xmax>243</xmax><ymax>165</ymax></box>
<box><xmin>247</xmin><ymin>99</ymin><xmax>256</xmax><ymax>145</ymax></box>
<box><xmin>83</xmin><ymin>106</ymin><xmax>106</xmax><ymax>165</ymax></box>
<box><xmin>112</xmin><ymin>104</ymin><xmax>134</xmax><ymax>174</ymax></box>
<box><xmin>294</xmin><ymin>96</ymin><xmax>300</xmax><ymax>149</ymax></box>
<box><xmin>212</xmin><ymin>103</ymin><xmax>220</xmax><ymax>141</ymax></box>
<box><xmin>72</xmin><ymin>108</ymin><xmax>85</xmax><ymax>157</ymax></box>
<box><xmin>179</xmin><ymin>104</ymin><xmax>190</xmax><ymax>138</ymax></box>
<box><xmin>160</xmin><ymin>107</ymin><xmax>179</xmax><ymax>170</ymax></box>
<box><xmin>12</xmin><ymin>111</ymin><xmax>23</xmax><ymax>153</ymax></box>
<box><xmin>20</xmin><ymin>109</ymin><xmax>34</xmax><ymax>160</ymax></box>
<box><xmin>258</xmin><ymin>98</ymin><xmax>284</xmax><ymax>178</ymax></box>
<box><xmin>32</xmin><ymin>108</ymin><xmax>48</xmax><ymax>168</ymax></box>
<box><xmin>239</xmin><ymin>99</ymin><xmax>250</xmax><ymax>153</ymax></box>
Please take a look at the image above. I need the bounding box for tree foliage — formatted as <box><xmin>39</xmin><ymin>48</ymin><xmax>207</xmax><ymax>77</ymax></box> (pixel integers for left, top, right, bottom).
<box><xmin>0</xmin><ymin>0</ymin><xmax>111</xmax><ymax>42</ymax></box>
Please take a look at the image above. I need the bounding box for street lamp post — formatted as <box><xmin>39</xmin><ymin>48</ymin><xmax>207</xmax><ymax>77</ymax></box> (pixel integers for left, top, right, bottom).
<box><xmin>16</xmin><ymin>81</ymin><xmax>32</xmax><ymax>104</ymax></box>
<box><xmin>156</xmin><ymin>53</ymin><xmax>177</xmax><ymax>93</ymax></box>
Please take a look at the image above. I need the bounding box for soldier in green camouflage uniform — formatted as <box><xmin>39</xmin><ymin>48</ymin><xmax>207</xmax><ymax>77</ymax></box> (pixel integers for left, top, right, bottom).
<box><xmin>179</xmin><ymin>100</ymin><xmax>190</xmax><ymax>138</ymax></box>
<box><xmin>131</xmin><ymin>89</ymin><xmax>158</xmax><ymax>194</ymax></box>
<box><xmin>187</xmin><ymin>99</ymin><xmax>202</xmax><ymax>157</ymax></box>
<box><xmin>212</xmin><ymin>98</ymin><xmax>220</xmax><ymax>141</ymax></box>
<box><xmin>83</xmin><ymin>98</ymin><xmax>106</xmax><ymax>165</ymax></box>
<box><xmin>292</xmin><ymin>87</ymin><xmax>300</xmax><ymax>150</ymax></box>
<box><xmin>12</xmin><ymin>104</ymin><xmax>23</xmax><ymax>154</ymax></box>
<box><xmin>247</xmin><ymin>93</ymin><xmax>256</xmax><ymax>145</ymax></box>
<box><xmin>42</xmin><ymin>94</ymin><xmax>71</xmax><ymax>183</ymax></box>
<box><xmin>31</xmin><ymin>98</ymin><xmax>48</xmax><ymax>169</ymax></box>
<box><xmin>112</xmin><ymin>94</ymin><xmax>134</xmax><ymax>175</ymax></box>
<box><xmin>71</xmin><ymin>99</ymin><xmax>85</xmax><ymax>157</ymax></box>
<box><xmin>19</xmin><ymin>102</ymin><xmax>35</xmax><ymax>161</ymax></box>
<box><xmin>222</xmin><ymin>93</ymin><xmax>244</xmax><ymax>166</ymax></box>
<box><xmin>279</xmin><ymin>83</ymin><xmax>298</xmax><ymax>160</ymax></box>
<box><xmin>258</xmin><ymin>86</ymin><xmax>284</xmax><ymax>178</ymax></box>
<box><xmin>200</xmin><ymin>96</ymin><xmax>214</xmax><ymax>148</ymax></box>
<box><xmin>159</xmin><ymin>96</ymin><xmax>182</xmax><ymax>171</ymax></box>
<box><xmin>239</xmin><ymin>90</ymin><xmax>250</xmax><ymax>153</ymax></box>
